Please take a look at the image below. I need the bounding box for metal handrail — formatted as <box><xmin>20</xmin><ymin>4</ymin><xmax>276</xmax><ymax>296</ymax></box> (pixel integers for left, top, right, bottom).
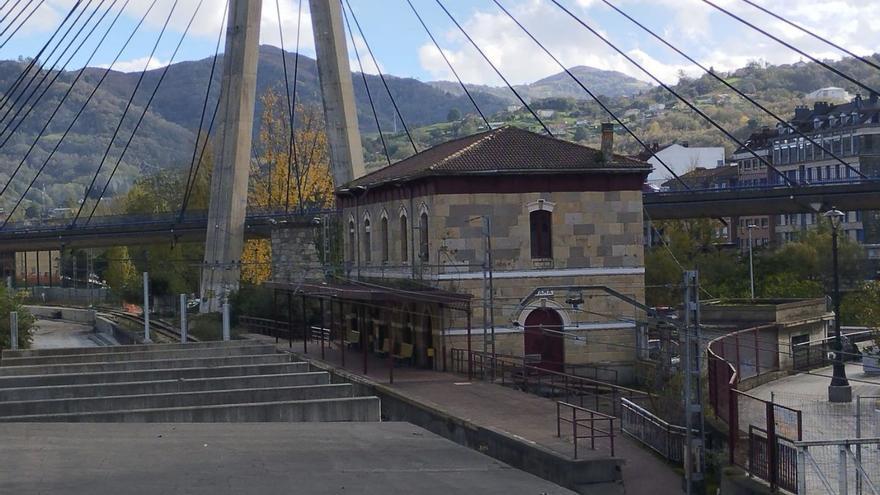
<box><xmin>557</xmin><ymin>401</ymin><xmax>616</xmax><ymax>458</ymax></box>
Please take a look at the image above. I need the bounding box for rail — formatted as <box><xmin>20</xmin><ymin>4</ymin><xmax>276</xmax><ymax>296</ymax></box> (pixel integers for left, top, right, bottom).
<box><xmin>450</xmin><ymin>348</ymin><xmax>650</xmax><ymax>417</ymax></box>
<box><xmin>620</xmin><ymin>397</ymin><xmax>687</xmax><ymax>464</ymax></box>
<box><xmin>556</xmin><ymin>401</ymin><xmax>616</xmax><ymax>458</ymax></box>
<box><xmin>100</xmin><ymin>309</ymin><xmax>198</xmax><ymax>343</ymax></box>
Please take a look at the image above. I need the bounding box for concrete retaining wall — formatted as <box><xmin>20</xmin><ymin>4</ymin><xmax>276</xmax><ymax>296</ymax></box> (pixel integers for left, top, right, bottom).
<box><xmin>0</xmin><ymin>371</ymin><xmax>330</xmax><ymax>402</ymax></box>
<box><xmin>24</xmin><ymin>305</ymin><xmax>96</xmax><ymax>325</ymax></box>
<box><xmin>2</xmin><ymin>339</ymin><xmax>265</xmax><ymax>358</ymax></box>
<box><xmin>307</xmin><ymin>358</ymin><xmax>623</xmax><ymax>495</ymax></box>
<box><xmin>0</xmin><ymin>362</ymin><xmax>310</xmax><ymax>389</ymax></box>
<box><xmin>0</xmin><ymin>397</ymin><xmax>381</xmax><ymax>423</ymax></box>
<box><xmin>0</xmin><ymin>383</ymin><xmax>354</xmax><ymax>417</ymax></box>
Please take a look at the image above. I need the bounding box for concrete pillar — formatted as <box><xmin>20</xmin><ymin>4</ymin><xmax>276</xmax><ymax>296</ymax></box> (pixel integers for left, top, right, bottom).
<box><xmin>200</xmin><ymin>0</ymin><xmax>263</xmax><ymax>313</ymax></box>
<box><xmin>222</xmin><ymin>301</ymin><xmax>231</xmax><ymax>341</ymax></box>
<box><xmin>309</xmin><ymin>0</ymin><xmax>366</xmax><ymax>185</ymax></box>
<box><xmin>143</xmin><ymin>272</ymin><xmax>152</xmax><ymax>344</ymax></box>
<box><xmin>9</xmin><ymin>311</ymin><xmax>18</xmax><ymax>351</ymax></box>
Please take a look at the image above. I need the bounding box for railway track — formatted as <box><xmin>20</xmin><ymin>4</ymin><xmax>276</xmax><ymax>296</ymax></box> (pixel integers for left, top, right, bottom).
<box><xmin>98</xmin><ymin>309</ymin><xmax>200</xmax><ymax>344</ymax></box>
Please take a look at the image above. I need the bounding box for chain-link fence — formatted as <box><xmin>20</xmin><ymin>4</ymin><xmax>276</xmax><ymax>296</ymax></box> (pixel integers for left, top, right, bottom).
<box><xmin>771</xmin><ymin>391</ymin><xmax>880</xmax><ymax>493</ymax></box>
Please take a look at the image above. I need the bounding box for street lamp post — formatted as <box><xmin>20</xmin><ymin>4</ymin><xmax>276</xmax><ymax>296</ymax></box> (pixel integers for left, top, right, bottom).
<box><xmin>747</xmin><ymin>224</ymin><xmax>757</xmax><ymax>300</ymax></box>
<box><xmin>824</xmin><ymin>208</ymin><xmax>852</xmax><ymax>403</ymax></box>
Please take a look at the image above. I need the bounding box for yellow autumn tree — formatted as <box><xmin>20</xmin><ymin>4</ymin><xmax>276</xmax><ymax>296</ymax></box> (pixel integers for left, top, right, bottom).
<box><xmin>241</xmin><ymin>89</ymin><xmax>335</xmax><ymax>283</ymax></box>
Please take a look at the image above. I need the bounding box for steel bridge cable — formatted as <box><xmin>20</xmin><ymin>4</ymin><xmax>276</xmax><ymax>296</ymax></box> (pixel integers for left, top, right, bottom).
<box><xmin>490</xmin><ymin>0</ymin><xmax>691</xmax><ymax>192</ymax></box>
<box><xmin>601</xmin><ymin>0</ymin><xmax>867</xmax><ymax>181</ymax></box>
<box><xmin>340</xmin><ymin>1</ymin><xmax>391</xmax><ymax>165</ymax></box>
<box><xmin>434</xmin><ymin>0</ymin><xmax>552</xmax><ymax>136</ymax></box>
<box><xmin>0</xmin><ymin>0</ymin><xmax>135</xmax><ymax>227</ymax></box>
<box><xmin>84</xmin><ymin>0</ymin><xmax>207</xmax><ymax>226</ymax></box>
<box><xmin>343</xmin><ymin>0</ymin><xmax>417</xmax><ymax>155</ymax></box>
<box><xmin>703</xmin><ymin>0</ymin><xmax>880</xmax><ymax>97</ymax></box>
<box><xmin>0</xmin><ymin>0</ymin><xmax>25</xmax><ymax>31</ymax></box>
<box><xmin>275</xmin><ymin>0</ymin><xmax>301</xmax><ymax>212</ymax></box>
<box><xmin>0</xmin><ymin>0</ymin><xmax>39</xmax><ymax>48</ymax></box>
<box><xmin>70</xmin><ymin>0</ymin><xmax>181</xmax><ymax>227</ymax></box>
<box><xmin>178</xmin><ymin>0</ymin><xmax>228</xmax><ymax>223</ymax></box>
<box><xmin>0</xmin><ymin>0</ymin><xmax>114</xmax><ymax>199</ymax></box>
<box><xmin>0</xmin><ymin>0</ymin><xmax>94</xmax><ymax>132</ymax></box>
<box><xmin>0</xmin><ymin>0</ymin><xmax>80</xmax><ymax>131</ymax></box>
<box><xmin>404</xmin><ymin>0</ymin><xmax>490</xmax><ymax>130</ymax></box>
<box><xmin>550</xmin><ymin>0</ymin><xmax>798</xmax><ymax>189</ymax></box>
<box><xmin>0</xmin><ymin>0</ymin><xmax>113</xmax><ymax>152</ymax></box>
<box><xmin>740</xmin><ymin>0</ymin><xmax>880</xmax><ymax>74</ymax></box>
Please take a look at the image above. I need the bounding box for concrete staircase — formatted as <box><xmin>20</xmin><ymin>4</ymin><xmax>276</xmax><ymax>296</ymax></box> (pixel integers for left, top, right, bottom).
<box><xmin>0</xmin><ymin>340</ymin><xmax>380</xmax><ymax>422</ymax></box>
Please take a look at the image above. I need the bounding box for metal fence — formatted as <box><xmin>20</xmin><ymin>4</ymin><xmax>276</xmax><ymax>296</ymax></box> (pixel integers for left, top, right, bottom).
<box><xmin>792</xmin><ymin>330</ymin><xmax>875</xmax><ymax>372</ymax></box>
<box><xmin>796</xmin><ymin>438</ymin><xmax>880</xmax><ymax>494</ymax></box>
<box><xmin>557</xmin><ymin>401</ymin><xmax>616</xmax><ymax>458</ymax></box>
<box><xmin>620</xmin><ymin>397</ymin><xmax>687</xmax><ymax>464</ymax></box>
<box><xmin>449</xmin><ymin>348</ymin><xmax>650</xmax><ymax>417</ymax></box>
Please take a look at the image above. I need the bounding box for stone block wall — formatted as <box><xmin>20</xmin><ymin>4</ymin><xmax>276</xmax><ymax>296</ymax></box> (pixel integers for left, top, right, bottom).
<box><xmin>271</xmin><ymin>226</ymin><xmax>324</xmax><ymax>282</ymax></box>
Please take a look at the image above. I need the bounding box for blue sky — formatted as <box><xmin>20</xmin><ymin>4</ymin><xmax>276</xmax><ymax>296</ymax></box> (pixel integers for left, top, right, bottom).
<box><xmin>2</xmin><ymin>0</ymin><xmax>879</xmax><ymax>85</ymax></box>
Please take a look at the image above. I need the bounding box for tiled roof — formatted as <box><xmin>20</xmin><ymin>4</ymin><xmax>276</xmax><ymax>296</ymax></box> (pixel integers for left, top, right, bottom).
<box><xmin>345</xmin><ymin>126</ymin><xmax>651</xmax><ymax>189</ymax></box>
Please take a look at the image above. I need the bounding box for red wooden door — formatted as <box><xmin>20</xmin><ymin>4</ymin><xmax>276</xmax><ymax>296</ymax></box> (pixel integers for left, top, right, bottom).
<box><xmin>524</xmin><ymin>308</ymin><xmax>564</xmax><ymax>372</ymax></box>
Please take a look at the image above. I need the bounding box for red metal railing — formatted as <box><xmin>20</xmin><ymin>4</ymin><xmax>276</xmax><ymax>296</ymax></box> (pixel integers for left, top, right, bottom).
<box><xmin>557</xmin><ymin>401</ymin><xmax>616</xmax><ymax>458</ymax></box>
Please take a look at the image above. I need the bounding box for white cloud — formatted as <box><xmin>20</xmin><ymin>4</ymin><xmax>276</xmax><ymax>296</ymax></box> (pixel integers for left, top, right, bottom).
<box><xmin>101</xmin><ymin>55</ymin><xmax>169</xmax><ymax>72</ymax></box>
<box><xmin>418</xmin><ymin>0</ymin><xmax>880</xmax><ymax>87</ymax></box>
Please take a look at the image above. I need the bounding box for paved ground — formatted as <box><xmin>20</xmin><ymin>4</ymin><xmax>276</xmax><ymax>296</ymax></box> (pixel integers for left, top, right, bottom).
<box><xmin>30</xmin><ymin>319</ymin><xmax>107</xmax><ymax>349</ymax></box>
<box><xmin>249</xmin><ymin>334</ymin><xmax>684</xmax><ymax>495</ymax></box>
<box><xmin>0</xmin><ymin>422</ymin><xmax>575</xmax><ymax>495</ymax></box>
<box><xmin>745</xmin><ymin>364</ymin><xmax>880</xmax><ymax>491</ymax></box>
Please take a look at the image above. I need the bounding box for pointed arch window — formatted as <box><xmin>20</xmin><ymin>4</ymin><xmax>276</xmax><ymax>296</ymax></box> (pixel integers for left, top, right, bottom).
<box><xmin>419</xmin><ymin>211</ymin><xmax>429</xmax><ymax>262</ymax></box>
<box><xmin>400</xmin><ymin>212</ymin><xmax>409</xmax><ymax>262</ymax></box>
<box><xmin>348</xmin><ymin>219</ymin><xmax>356</xmax><ymax>262</ymax></box>
<box><xmin>363</xmin><ymin>216</ymin><xmax>372</xmax><ymax>264</ymax></box>
<box><xmin>381</xmin><ymin>214</ymin><xmax>389</xmax><ymax>263</ymax></box>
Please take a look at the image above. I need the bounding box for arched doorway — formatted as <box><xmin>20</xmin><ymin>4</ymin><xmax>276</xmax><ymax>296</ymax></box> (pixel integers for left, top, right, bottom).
<box><xmin>524</xmin><ymin>308</ymin><xmax>564</xmax><ymax>372</ymax></box>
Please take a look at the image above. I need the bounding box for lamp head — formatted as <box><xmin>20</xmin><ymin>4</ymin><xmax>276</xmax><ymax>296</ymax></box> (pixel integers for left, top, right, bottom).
<box><xmin>823</xmin><ymin>207</ymin><xmax>845</xmax><ymax>230</ymax></box>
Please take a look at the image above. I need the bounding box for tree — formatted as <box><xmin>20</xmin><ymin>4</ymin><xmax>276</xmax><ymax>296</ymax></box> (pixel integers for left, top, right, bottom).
<box><xmin>573</xmin><ymin>127</ymin><xmax>588</xmax><ymax>142</ymax></box>
<box><xmin>446</xmin><ymin>108</ymin><xmax>461</xmax><ymax>122</ymax></box>
<box><xmin>243</xmin><ymin>89</ymin><xmax>335</xmax><ymax>284</ymax></box>
<box><xmin>0</xmin><ymin>287</ymin><xmax>35</xmax><ymax>349</ymax></box>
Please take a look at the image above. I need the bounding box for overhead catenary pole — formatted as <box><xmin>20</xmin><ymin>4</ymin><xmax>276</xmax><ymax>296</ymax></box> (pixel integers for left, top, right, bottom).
<box><xmin>9</xmin><ymin>311</ymin><xmax>18</xmax><ymax>351</ymax></box>
<box><xmin>180</xmin><ymin>293</ymin><xmax>188</xmax><ymax>343</ymax></box>
<box><xmin>683</xmin><ymin>271</ymin><xmax>706</xmax><ymax>495</ymax></box>
<box><xmin>309</xmin><ymin>0</ymin><xmax>366</xmax><ymax>186</ymax></box>
<box><xmin>200</xmin><ymin>0</ymin><xmax>263</xmax><ymax>313</ymax></box>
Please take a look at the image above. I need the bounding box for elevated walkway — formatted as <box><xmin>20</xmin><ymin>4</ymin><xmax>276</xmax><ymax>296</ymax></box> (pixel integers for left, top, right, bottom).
<box><xmin>0</xmin><ymin>340</ymin><xmax>379</xmax><ymax>423</ymax></box>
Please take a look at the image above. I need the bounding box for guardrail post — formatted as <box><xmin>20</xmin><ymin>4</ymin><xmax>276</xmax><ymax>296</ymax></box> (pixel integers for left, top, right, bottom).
<box><xmin>142</xmin><ymin>272</ymin><xmax>151</xmax><ymax>343</ymax></box>
<box><xmin>9</xmin><ymin>311</ymin><xmax>17</xmax><ymax>351</ymax></box>
<box><xmin>556</xmin><ymin>402</ymin><xmax>561</xmax><ymax>437</ymax></box>
<box><xmin>797</xmin><ymin>447</ymin><xmax>807</xmax><ymax>495</ymax></box>
<box><xmin>573</xmin><ymin>406</ymin><xmax>578</xmax><ymax>459</ymax></box>
<box><xmin>180</xmin><ymin>294</ymin><xmax>187</xmax><ymax>343</ymax></box>
<box><xmin>839</xmin><ymin>443</ymin><xmax>848</xmax><ymax>495</ymax></box>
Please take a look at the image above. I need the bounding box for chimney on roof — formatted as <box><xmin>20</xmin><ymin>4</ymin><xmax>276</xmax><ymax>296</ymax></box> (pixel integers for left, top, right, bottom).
<box><xmin>681</xmin><ymin>141</ymin><xmax>689</xmax><ymax>148</ymax></box>
<box><xmin>814</xmin><ymin>101</ymin><xmax>830</xmax><ymax>114</ymax></box>
<box><xmin>870</xmin><ymin>92</ymin><xmax>879</xmax><ymax>105</ymax></box>
<box><xmin>794</xmin><ymin>105</ymin><xmax>810</xmax><ymax>120</ymax></box>
<box><xmin>601</xmin><ymin>123</ymin><xmax>614</xmax><ymax>162</ymax></box>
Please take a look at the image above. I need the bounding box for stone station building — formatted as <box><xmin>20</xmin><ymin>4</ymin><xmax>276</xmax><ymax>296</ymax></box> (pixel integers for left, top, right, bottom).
<box><xmin>280</xmin><ymin>126</ymin><xmax>652</xmax><ymax>379</ymax></box>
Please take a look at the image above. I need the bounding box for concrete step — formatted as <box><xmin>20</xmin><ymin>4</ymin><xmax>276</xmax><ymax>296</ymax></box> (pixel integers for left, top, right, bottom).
<box><xmin>0</xmin><ymin>371</ymin><xmax>330</xmax><ymax>402</ymax></box>
<box><xmin>0</xmin><ymin>396</ymin><xmax>381</xmax><ymax>422</ymax></box>
<box><xmin>0</xmin><ymin>353</ymin><xmax>290</xmax><ymax>377</ymax></box>
<box><xmin>1</xmin><ymin>340</ymin><xmax>265</xmax><ymax>359</ymax></box>
<box><xmin>0</xmin><ymin>362</ymin><xmax>310</xmax><ymax>389</ymax></box>
<box><xmin>0</xmin><ymin>383</ymin><xmax>354</xmax><ymax>417</ymax></box>
<box><xmin>0</xmin><ymin>343</ymin><xmax>277</xmax><ymax>367</ymax></box>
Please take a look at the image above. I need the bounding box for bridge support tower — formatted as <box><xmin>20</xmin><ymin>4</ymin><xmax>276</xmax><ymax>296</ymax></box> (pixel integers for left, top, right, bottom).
<box><xmin>200</xmin><ymin>0</ymin><xmax>263</xmax><ymax>312</ymax></box>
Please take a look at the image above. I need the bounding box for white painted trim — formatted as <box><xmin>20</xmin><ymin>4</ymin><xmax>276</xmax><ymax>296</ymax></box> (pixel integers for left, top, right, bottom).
<box><xmin>443</xmin><ymin>322</ymin><xmax>636</xmax><ymax>336</ymax></box>
<box><xmin>527</xmin><ymin>199</ymin><xmax>556</xmax><ymax>213</ymax></box>
<box><xmin>435</xmin><ymin>266</ymin><xmax>645</xmax><ymax>281</ymax></box>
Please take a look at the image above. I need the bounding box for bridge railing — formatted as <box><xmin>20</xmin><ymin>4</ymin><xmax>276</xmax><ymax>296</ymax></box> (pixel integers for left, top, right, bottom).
<box><xmin>645</xmin><ymin>176</ymin><xmax>880</xmax><ymax>196</ymax></box>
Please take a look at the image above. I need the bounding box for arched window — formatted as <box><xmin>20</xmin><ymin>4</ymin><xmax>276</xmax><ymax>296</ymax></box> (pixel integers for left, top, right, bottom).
<box><xmin>363</xmin><ymin>217</ymin><xmax>372</xmax><ymax>264</ymax></box>
<box><xmin>348</xmin><ymin>219</ymin><xmax>356</xmax><ymax>262</ymax></box>
<box><xmin>381</xmin><ymin>215</ymin><xmax>389</xmax><ymax>263</ymax></box>
<box><xmin>530</xmin><ymin>209</ymin><xmax>552</xmax><ymax>259</ymax></box>
<box><xmin>419</xmin><ymin>212</ymin><xmax>429</xmax><ymax>262</ymax></box>
<box><xmin>400</xmin><ymin>213</ymin><xmax>408</xmax><ymax>262</ymax></box>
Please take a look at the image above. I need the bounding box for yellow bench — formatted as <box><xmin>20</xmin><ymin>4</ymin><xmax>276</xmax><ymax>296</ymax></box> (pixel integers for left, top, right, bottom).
<box><xmin>344</xmin><ymin>330</ymin><xmax>360</xmax><ymax>348</ymax></box>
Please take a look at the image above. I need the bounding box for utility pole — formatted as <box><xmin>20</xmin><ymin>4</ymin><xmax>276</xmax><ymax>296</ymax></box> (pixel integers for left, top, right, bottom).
<box><xmin>200</xmin><ymin>0</ymin><xmax>263</xmax><ymax>313</ymax></box>
<box><xmin>309</xmin><ymin>0</ymin><xmax>366</xmax><ymax>185</ymax></box>
<box><xmin>747</xmin><ymin>224</ymin><xmax>756</xmax><ymax>299</ymax></box>
<box><xmin>180</xmin><ymin>293</ymin><xmax>188</xmax><ymax>343</ymax></box>
<box><xmin>683</xmin><ymin>270</ymin><xmax>706</xmax><ymax>495</ymax></box>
